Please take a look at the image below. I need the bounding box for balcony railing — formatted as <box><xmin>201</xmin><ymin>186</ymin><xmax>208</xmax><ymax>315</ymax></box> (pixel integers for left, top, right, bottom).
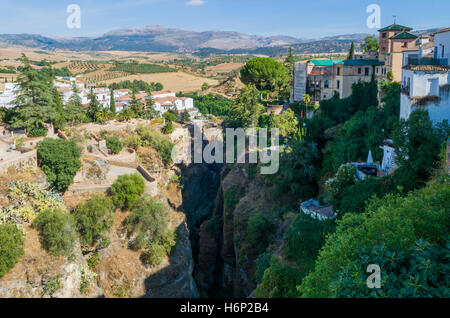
<box><xmin>407</xmin><ymin>57</ymin><xmax>449</xmax><ymax>66</ymax></box>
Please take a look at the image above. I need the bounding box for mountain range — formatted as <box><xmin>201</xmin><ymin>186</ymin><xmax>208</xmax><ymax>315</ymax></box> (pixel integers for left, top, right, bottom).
<box><xmin>0</xmin><ymin>25</ymin><xmax>371</xmax><ymax>54</ymax></box>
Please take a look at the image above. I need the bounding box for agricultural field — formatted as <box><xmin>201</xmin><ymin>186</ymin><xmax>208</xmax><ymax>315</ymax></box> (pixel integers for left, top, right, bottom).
<box><xmin>101</xmin><ymin>72</ymin><xmax>219</xmax><ymax>93</ymax></box>
<box><xmin>109</xmin><ymin>63</ymin><xmax>177</xmax><ymax>74</ymax></box>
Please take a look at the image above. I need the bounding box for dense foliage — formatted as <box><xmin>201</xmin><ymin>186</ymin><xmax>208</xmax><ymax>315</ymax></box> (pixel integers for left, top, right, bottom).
<box><xmin>298</xmin><ymin>176</ymin><xmax>450</xmax><ymax>297</ymax></box>
<box><xmin>105</xmin><ymin>136</ymin><xmax>123</xmax><ymax>155</ymax></box>
<box><xmin>240</xmin><ymin>57</ymin><xmax>290</xmax><ymax>96</ymax></box>
<box><xmin>37</xmin><ymin>138</ymin><xmax>82</xmax><ymax>192</ymax></box>
<box><xmin>73</xmin><ymin>195</ymin><xmax>115</xmax><ymax>247</ymax></box>
<box><xmin>111</xmin><ymin>174</ymin><xmax>145</xmax><ymax>210</ymax></box>
<box><xmin>32</xmin><ymin>208</ymin><xmax>77</xmax><ymax>257</ymax></box>
<box><xmin>0</xmin><ymin>223</ymin><xmax>25</xmax><ymax>277</ymax></box>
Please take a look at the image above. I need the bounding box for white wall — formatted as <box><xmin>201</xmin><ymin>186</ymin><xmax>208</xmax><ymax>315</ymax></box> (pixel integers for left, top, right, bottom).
<box><xmin>434</xmin><ymin>31</ymin><xmax>450</xmax><ymax>64</ymax></box>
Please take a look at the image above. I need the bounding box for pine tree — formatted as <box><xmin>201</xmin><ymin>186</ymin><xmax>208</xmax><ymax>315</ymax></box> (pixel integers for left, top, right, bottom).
<box><xmin>129</xmin><ymin>91</ymin><xmax>142</xmax><ymax>117</ymax></box>
<box><xmin>181</xmin><ymin>109</ymin><xmax>191</xmax><ymax>123</ymax></box>
<box><xmin>110</xmin><ymin>89</ymin><xmax>116</xmax><ymax>114</ymax></box>
<box><xmin>143</xmin><ymin>97</ymin><xmax>159</xmax><ymax>119</ymax></box>
<box><xmin>52</xmin><ymin>88</ymin><xmax>66</xmax><ymax>130</ymax></box>
<box><xmin>87</xmin><ymin>88</ymin><xmax>101</xmax><ymax>122</ymax></box>
<box><xmin>347</xmin><ymin>42</ymin><xmax>355</xmax><ymax>60</ymax></box>
<box><xmin>11</xmin><ymin>54</ymin><xmax>57</xmax><ymax>129</ymax></box>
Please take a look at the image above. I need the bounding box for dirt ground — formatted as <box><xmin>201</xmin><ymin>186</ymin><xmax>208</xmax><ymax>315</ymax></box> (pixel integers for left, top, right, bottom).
<box><xmin>101</xmin><ymin>72</ymin><xmax>218</xmax><ymax>92</ymax></box>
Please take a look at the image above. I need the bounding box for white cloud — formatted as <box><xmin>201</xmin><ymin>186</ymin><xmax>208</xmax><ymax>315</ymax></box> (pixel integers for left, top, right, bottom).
<box><xmin>185</xmin><ymin>0</ymin><xmax>206</xmax><ymax>6</ymax></box>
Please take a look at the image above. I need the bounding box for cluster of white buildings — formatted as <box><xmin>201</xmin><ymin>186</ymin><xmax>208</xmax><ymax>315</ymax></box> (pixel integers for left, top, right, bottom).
<box><xmin>0</xmin><ymin>78</ymin><xmax>199</xmax><ymax>118</ymax></box>
<box><xmin>400</xmin><ymin>28</ymin><xmax>450</xmax><ymax>125</ymax></box>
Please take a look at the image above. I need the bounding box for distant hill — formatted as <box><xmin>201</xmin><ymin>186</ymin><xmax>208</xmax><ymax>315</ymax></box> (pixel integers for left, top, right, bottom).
<box><xmin>0</xmin><ymin>25</ymin><xmax>370</xmax><ymax>55</ymax></box>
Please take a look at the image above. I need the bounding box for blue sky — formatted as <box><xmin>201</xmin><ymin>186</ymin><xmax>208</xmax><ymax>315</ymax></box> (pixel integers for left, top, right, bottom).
<box><xmin>1</xmin><ymin>0</ymin><xmax>449</xmax><ymax>38</ymax></box>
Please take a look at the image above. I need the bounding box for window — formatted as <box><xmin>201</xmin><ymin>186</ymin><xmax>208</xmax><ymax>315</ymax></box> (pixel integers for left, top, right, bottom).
<box><xmin>442</xmin><ymin>45</ymin><xmax>445</xmax><ymax>58</ymax></box>
<box><xmin>382</xmin><ymin>33</ymin><xmax>387</xmax><ymax>38</ymax></box>
<box><xmin>324</xmin><ymin>80</ymin><xmax>329</xmax><ymax>88</ymax></box>
<box><xmin>402</xmin><ymin>42</ymin><xmax>408</xmax><ymax>48</ymax></box>
<box><xmin>358</xmin><ymin>68</ymin><xmax>362</xmax><ymax>74</ymax></box>
<box><xmin>337</xmin><ymin>80</ymin><xmax>340</xmax><ymax>89</ymax></box>
<box><xmin>337</xmin><ymin>67</ymin><xmax>341</xmax><ymax>76</ymax></box>
<box><xmin>365</xmin><ymin>68</ymin><xmax>370</xmax><ymax>76</ymax></box>
<box><xmin>376</xmin><ymin>67</ymin><xmax>379</xmax><ymax>74</ymax></box>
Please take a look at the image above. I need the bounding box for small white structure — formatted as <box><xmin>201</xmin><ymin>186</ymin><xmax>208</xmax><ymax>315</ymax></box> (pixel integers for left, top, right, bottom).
<box><xmin>0</xmin><ymin>83</ymin><xmax>19</xmax><ymax>108</ymax></box>
<box><xmin>300</xmin><ymin>199</ymin><xmax>337</xmax><ymax>221</ymax></box>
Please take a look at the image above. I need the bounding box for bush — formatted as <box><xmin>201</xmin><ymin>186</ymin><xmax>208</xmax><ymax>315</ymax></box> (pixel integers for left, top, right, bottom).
<box><xmin>246</xmin><ymin>213</ymin><xmax>275</xmax><ymax>254</ymax></box>
<box><xmin>37</xmin><ymin>138</ymin><xmax>82</xmax><ymax>192</ymax></box>
<box><xmin>162</xmin><ymin>111</ymin><xmax>178</xmax><ymax>122</ymax></box>
<box><xmin>28</xmin><ymin>126</ymin><xmax>48</xmax><ymax>138</ymax></box>
<box><xmin>124</xmin><ymin>135</ymin><xmax>142</xmax><ymax>151</ymax></box>
<box><xmin>73</xmin><ymin>195</ymin><xmax>114</xmax><ymax>246</ymax></box>
<box><xmin>161</xmin><ymin>121</ymin><xmax>174</xmax><ymax>135</ymax></box>
<box><xmin>126</xmin><ymin>198</ymin><xmax>170</xmax><ymax>250</ymax></box>
<box><xmin>105</xmin><ymin>136</ymin><xmax>123</xmax><ymax>155</ymax></box>
<box><xmin>136</xmin><ymin>125</ymin><xmax>174</xmax><ymax>165</ymax></box>
<box><xmin>111</xmin><ymin>174</ymin><xmax>145</xmax><ymax>210</ymax></box>
<box><xmin>32</xmin><ymin>209</ymin><xmax>77</xmax><ymax>257</ymax></box>
<box><xmin>0</xmin><ymin>223</ymin><xmax>25</xmax><ymax>277</ymax></box>
<box><xmin>285</xmin><ymin>212</ymin><xmax>335</xmax><ymax>269</ymax></box>
<box><xmin>143</xmin><ymin>242</ymin><xmax>166</xmax><ymax>266</ymax></box>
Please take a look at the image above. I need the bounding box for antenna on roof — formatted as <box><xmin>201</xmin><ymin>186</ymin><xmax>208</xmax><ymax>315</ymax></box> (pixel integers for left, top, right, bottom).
<box><xmin>393</xmin><ymin>15</ymin><xmax>397</xmax><ymax>24</ymax></box>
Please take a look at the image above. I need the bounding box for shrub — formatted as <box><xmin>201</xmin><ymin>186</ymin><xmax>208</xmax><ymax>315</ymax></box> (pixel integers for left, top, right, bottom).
<box><xmin>111</xmin><ymin>174</ymin><xmax>145</xmax><ymax>210</ymax></box>
<box><xmin>143</xmin><ymin>242</ymin><xmax>166</xmax><ymax>266</ymax></box>
<box><xmin>87</xmin><ymin>253</ymin><xmax>100</xmax><ymax>270</ymax></box>
<box><xmin>126</xmin><ymin>198</ymin><xmax>170</xmax><ymax>250</ymax></box>
<box><xmin>28</xmin><ymin>126</ymin><xmax>48</xmax><ymax>138</ymax></box>
<box><xmin>44</xmin><ymin>274</ymin><xmax>61</xmax><ymax>295</ymax></box>
<box><xmin>73</xmin><ymin>195</ymin><xmax>114</xmax><ymax>246</ymax></box>
<box><xmin>0</xmin><ymin>223</ymin><xmax>25</xmax><ymax>277</ymax></box>
<box><xmin>162</xmin><ymin>111</ymin><xmax>178</xmax><ymax>122</ymax></box>
<box><xmin>105</xmin><ymin>136</ymin><xmax>123</xmax><ymax>154</ymax></box>
<box><xmin>37</xmin><ymin>138</ymin><xmax>82</xmax><ymax>192</ymax></box>
<box><xmin>32</xmin><ymin>209</ymin><xmax>77</xmax><ymax>257</ymax></box>
<box><xmin>246</xmin><ymin>213</ymin><xmax>275</xmax><ymax>254</ymax></box>
<box><xmin>161</xmin><ymin>121</ymin><xmax>174</xmax><ymax>135</ymax></box>
<box><xmin>124</xmin><ymin>135</ymin><xmax>142</xmax><ymax>151</ymax></box>
<box><xmin>136</xmin><ymin>125</ymin><xmax>174</xmax><ymax>165</ymax></box>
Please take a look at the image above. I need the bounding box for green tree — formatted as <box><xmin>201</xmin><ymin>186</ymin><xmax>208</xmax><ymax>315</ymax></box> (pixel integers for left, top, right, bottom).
<box><xmin>129</xmin><ymin>91</ymin><xmax>142</xmax><ymax>117</ymax></box>
<box><xmin>180</xmin><ymin>109</ymin><xmax>191</xmax><ymax>124</ymax></box>
<box><xmin>52</xmin><ymin>87</ymin><xmax>66</xmax><ymax>130</ymax></box>
<box><xmin>361</xmin><ymin>35</ymin><xmax>379</xmax><ymax>53</ymax></box>
<box><xmin>393</xmin><ymin>110</ymin><xmax>441</xmax><ymax>191</ymax></box>
<box><xmin>11</xmin><ymin>54</ymin><xmax>57</xmax><ymax>129</ymax></box>
<box><xmin>0</xmin><ymin>223</ymin><xmax>25</xmax><ymax>278</ymax></box>
<box><xmin>246</xmin><ymin>213</ymin><xmax>275</xmax><ymax>254</ymax></box>
<box><xmin>240</xmin><ymin>57</ymin><xmax>290</xmax><ymax>96</ymax></box>
<box><xmin>74</xmin><ymin>195</ymin><xmax>115</xmax><ymax>247</ymax></box>
<box><xmin>161</xmin><ymin>121</ymin><xmax>174</xmax><ymax>135</ymax></box>
<box><xmin>111</xmin><ymin>174</ymin><xmax>145</xmax><ymax>210</ymax></box>
<box><xmin>37</xmin><ymin>138</ymin><xmax>82</xmax><ymax>192</ymax></box>
<box><xmin>126</xmin><ymin>197</ymin><xmax>170</xmax><ymax>250</ymax></box>
<box><xmin>87</xmin><ymin>88</ymin><xmax>101</xmax><ymax>122</ymax></box>
<box><xmin>65</xmin><ymin>85</ymin><xmax>87</xmax><ymax>125</ymax></box>
<box><xmin>298</xmin><ymin>176</ymin><xmax>450</xmax><ymax>297</ymax></box>
<box><xmin>32</xmin><ymin>209</ymin><xmax>77</xmax><ymax>257</ymax></box>
<box><xmin>201</xmin><ymin>82</ymin><xmax>210</xmax><ymax>91</ymax></box>
<box><xmin>347</xmin><ymin>42</ymin><xmax>355</xmax><ymax>59</ymax></box>
<box><xmin>110</xmin><ymin>89</ymin><xmax>116</xmax><ymax>114</ymax></box>
<box><xmin>230</xmin><ymin>85</ymin><xmax>265</xmax><ymax>128</ymax></box>
<box><xmin>143</xmin><ymin>97</ymin><xmax>159</xmax><ymax>119</ymax></box>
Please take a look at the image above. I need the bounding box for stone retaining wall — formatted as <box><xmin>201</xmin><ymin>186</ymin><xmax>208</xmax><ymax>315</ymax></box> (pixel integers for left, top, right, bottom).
<box><xmin>0</xmin><ymin>150</ymin><xmax>37</xmax><ymax>174</ymax></box>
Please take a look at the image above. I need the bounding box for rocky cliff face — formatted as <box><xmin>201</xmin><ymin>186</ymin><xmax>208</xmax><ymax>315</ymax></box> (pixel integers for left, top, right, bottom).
<box><xmin>194</xmin><ymin>163</ymin><xmax>278</xmax><ymax>297</ymax></box>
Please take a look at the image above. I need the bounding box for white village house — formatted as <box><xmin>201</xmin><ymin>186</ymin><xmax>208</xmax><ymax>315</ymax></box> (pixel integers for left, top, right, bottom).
<box><xmin>400</xmin><ymin>27</ymin><xmax>450</xmax><ymax>125</ymax></box>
